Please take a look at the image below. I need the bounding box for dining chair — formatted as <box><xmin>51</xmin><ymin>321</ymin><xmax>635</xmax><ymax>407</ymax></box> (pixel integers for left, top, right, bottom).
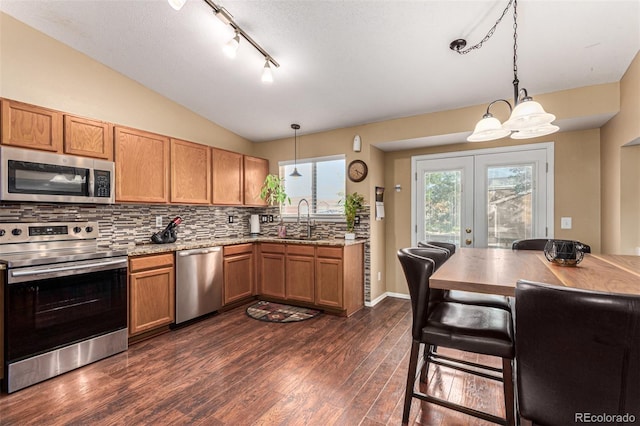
<box><xmin>398</xmin><ymin>247</ymin><xmax>515</xmax><ymax>425</ymax></box>
<box><xmin>418</xmin><ymin>241</ymin><xmax>511</xmax><ymax>311</ymax></box>
<box><xmin>515</xmin><ymin>280</ymin><xmax>640</xmax><ymax>425</ymax></box>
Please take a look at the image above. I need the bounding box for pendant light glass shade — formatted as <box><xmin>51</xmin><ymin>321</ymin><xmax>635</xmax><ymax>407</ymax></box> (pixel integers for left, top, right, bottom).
<box><xmin>289</xmin><ymin>124</ymin><xmax>301</xmax><ymax>177</ymax></box>
<box><xmin>223</xmin><ymin>33</ymin><xmax>240</xmax><ymax>58</ymax></box>
<box><xmin>467</xmin><ymin>114</ymin><xmax>511</xmax><ymax>142</ymax></box>
<box><xmin>168</xmin><ymin>0</ymin><xmax>187</xmax><ymax>10</ymax></box>
<box><xmin>510</xmin><ymin>124</ymin><xmax>560</xmax><ymax>139</ymax></box>
<box><xmin>261</xmin><ymin>60</ymin><xmax>273</xmax><ymax>83</ymax></box>
<box><xmin>502</xmin><ymin>99</ymin><xmax>556</xmax><ymax>131</ymax></box>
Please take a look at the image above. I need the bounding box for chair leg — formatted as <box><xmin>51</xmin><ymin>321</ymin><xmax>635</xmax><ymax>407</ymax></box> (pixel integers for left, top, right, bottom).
<box><xmin>403</xmin><ymin>340</ymin><xmax>421</xmax><ymax>424</ymax></box>
<box><xmin>420</xmin><ymin>344</ymin><xmax>433</xmax><ymax>383</ymax></box>
<box><xmin>502</xmin><ymin>358</ymin><xmax>515</xmax><ymax>426</ymax></box>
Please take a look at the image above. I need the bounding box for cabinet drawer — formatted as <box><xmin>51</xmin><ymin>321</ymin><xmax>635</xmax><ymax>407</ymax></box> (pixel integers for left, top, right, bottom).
<box><xmin>224</xmin><ymin>243</ymin><xmax>253</xmax><ymax>256</ymax></box>
<box><xmin>129</xmin><ymin>253</ymin><xmax>175</xmax><ymax>272</ymax></box>
<box><xmin>260</xmin><ymin>243</ymin><xmax>285</xmax><ymax>254</ymax></box>
<box><xmin>317</xmin><ymin>246</ymin><xmax>343</xmax><ymax>259</ymax></box>
<box><xmin>287</xmin><ymin>244</ymin><xmax>315</xmax><ymax>256</ymax></box>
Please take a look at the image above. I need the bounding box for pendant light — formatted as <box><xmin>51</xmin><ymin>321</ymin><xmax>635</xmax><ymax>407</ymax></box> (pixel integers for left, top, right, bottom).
<box><xmin>167</xmin><ymin>0</ymin><xmax>186</xmax><ymax>11</ymax></box>
<box><xmin>289</xmin><ymin>124</ymin><xmax>302</xmax><ymax>178</ymax></box>
<box><xmin>451</xmin><ymin>0</ymin><xmax>558</xmax><ymax>141</ymax></box>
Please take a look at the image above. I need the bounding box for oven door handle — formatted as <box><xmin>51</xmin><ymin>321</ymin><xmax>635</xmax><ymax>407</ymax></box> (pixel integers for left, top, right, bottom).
<box><xmin>10</xmin><ymin>258</ymin><xmax>128</xmax><ymax>280</ymax></box>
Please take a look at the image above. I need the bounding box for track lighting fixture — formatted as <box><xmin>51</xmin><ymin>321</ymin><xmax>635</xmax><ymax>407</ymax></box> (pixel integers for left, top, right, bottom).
<box><xmin>452</xmin><ymin>0</ymin><xmax>558</xmax><ymax>141</ymax></box>
<box><xmin>167</xmin><ymin>0</ymin><xmax>186</xmax><ymax>11</ymax></box>
<box><xmin>261</xmin><ymin>59</ymin><xmax>274</xmax><ymax>83</ymax></box>
<box><xmin>223</xmin><ymin>31</ymin><xmax>240</xmax><ymax>59</ymax></box>
<box><xmin>289</xmin><ymin>124</ymin><xmax>302</xmax><ymax>178</ymax></box>
<box><xmin>170</xmin><ymin>0</ymin><xmax>279</xmax><ymax>82</ymax></box>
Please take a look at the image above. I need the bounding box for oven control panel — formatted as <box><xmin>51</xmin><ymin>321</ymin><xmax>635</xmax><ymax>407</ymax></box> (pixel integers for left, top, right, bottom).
<box><xmin>0</xmin><ymin>221</ymin><xmax>99</xmax><ymax>244</ymax></box>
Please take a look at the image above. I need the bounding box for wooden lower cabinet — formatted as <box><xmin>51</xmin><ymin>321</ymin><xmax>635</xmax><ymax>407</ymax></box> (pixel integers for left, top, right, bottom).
<box><xmin>223</xmin><ymin>243</ymin><xmax>255</xmax><ymax>305</ymax></box>
<box><xmin>316</xmin><ymin>244</ymin><xmax>364</xmax><ymax>315</ymax></box>
<box><xmin>285</xmin><ymin>244</ymin><xmax>315</xmax><ymax>303</ymax></box>
<box><xmin>258</xmin><ymin>242</ymin><xmax>364</xmax><ymax>316</ymax></box>
<box><xmin>128</xmin><ymin>253</ymin><xmax>175</xmax><ymax>337</ymax></box>
<box><xmin>258</xmin><ymin>243</ymin><xmax>286</xmax><ymax>299</ymax></box>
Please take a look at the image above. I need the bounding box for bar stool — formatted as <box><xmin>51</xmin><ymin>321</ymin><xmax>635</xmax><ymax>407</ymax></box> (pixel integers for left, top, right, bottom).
<box><xmin>398</xmin><ymin>247</ymin><xmax>515</xmax><ymax>425</ymax></box>
<box><xmin>515</xmin><ymin>280</ymin><xmax>639</xmax><ymax>425</ymax></box>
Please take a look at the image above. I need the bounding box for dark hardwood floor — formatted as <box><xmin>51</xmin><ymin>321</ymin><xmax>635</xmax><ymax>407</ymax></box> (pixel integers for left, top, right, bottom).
<box><xmin>0</xmin><ymin>297</ymin><xmax>505</xmax><ymax>425</ymax></box>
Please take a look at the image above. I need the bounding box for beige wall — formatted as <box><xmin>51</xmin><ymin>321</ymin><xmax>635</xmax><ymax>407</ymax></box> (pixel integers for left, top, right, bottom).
<box><xmin>601</xmin><ymin>52</ymin><xmax>640</xmax><ymax>254</ymax></box>
<box><xmin>0</xmin><ymin>13</ymin><xmax>252</xmax><ymax>153</ymax></box>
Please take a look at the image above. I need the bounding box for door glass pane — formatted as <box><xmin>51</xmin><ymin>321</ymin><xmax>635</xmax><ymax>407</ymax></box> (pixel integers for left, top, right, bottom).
<box><xmin>423</xmin><ymin>170</ymin><xmax>461</xmax><ymax>246</ymax></box>
<box><xmin>486</xmin><ymin>165</ymin><xmax>534</xmax><ymax>248</ymax></box>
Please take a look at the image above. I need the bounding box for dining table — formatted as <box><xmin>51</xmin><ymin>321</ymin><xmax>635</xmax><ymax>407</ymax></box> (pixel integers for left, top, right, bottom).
<box><xmin>429</xmin><ymin>247</ymin><xmax>640</xmax><ymax>297</ymax></box>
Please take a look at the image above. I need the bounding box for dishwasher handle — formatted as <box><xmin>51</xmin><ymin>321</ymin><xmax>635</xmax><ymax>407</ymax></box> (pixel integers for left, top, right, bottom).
<box><xmin>178</xmin><ymin>247</ymin><xmax>222</xmax><ymax>257</ymax></box>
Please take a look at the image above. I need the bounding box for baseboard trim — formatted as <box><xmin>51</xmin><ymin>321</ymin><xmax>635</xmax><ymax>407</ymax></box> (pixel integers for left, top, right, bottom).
<box><xmin>365</xmin><ymin>291</ymin><xmax>410</xmax><ymax>307</ymax></box>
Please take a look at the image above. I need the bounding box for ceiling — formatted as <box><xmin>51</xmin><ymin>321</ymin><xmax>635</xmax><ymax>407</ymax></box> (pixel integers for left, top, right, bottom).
<box><xmin>1</xmin><ymin>0</ymin><xmax>639</xmax><ymax>147</ymax></box>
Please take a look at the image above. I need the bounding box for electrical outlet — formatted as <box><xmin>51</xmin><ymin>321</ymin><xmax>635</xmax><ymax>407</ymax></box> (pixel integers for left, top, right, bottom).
<box><xmin>268</xmin><ymin>215</ymin><xmax>274</xmax><ymax>222</ymax></box>
<box><xmin>354</xmin><ymin>215</ymin><xmax>360</xmax><ymax>225</ymax></box>
<box><xmin>228</xmin><ymin>215</ymin><xmax>234</xmax><ymax>224</ymax></box>
<box><xmin>155</xmin><ymin>216</ymin><xmax>163</xmax><ymax>227</ymax></box>
<box><xmin>261</xmin><ymin>215</ymin><xmax>268</xmax><ymax>223</ymax></box>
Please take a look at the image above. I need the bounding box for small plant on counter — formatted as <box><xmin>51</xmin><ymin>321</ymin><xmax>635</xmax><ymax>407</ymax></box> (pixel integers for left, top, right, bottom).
<box><xmin>342</xmin><ymin>192</ymin><xmax>365</xmax><ymax>239</ymax></box>
<box><xmin>260</xmin><ymin>174</ymin><xmax>291</xmax><ymax>237</ymax></box>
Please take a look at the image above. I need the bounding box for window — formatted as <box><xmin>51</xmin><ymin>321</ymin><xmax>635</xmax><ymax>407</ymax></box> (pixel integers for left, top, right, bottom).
<box><xmin>279</xmin><ymin>155</ymin><xmax>346</xmax><ymax>216</ymax></box>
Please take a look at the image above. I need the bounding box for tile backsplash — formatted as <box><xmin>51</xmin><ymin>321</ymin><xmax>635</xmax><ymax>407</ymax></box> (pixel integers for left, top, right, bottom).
<box><xmin>0</xmin><ymin>203</ymin><xmax>372</xmax><ymax>301</ymax></box>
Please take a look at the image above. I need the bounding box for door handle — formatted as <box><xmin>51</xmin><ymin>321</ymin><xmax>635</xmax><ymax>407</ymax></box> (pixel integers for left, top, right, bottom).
<box><xmin>465</xmin><ymin>239</ymin><xmax>472</xmax><ymax>245</ymax></box>
<box><xmin>465</xmin><ymin>228</ymin><xmax>472</xmax><ymax>234</ymax></box>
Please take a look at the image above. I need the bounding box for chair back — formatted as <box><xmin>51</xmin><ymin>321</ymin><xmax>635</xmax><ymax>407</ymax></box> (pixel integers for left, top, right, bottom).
<box><xmin>516</xmin><ymin>280</ymin><xmax>640</xmax><ymax>424</ymax></box>
<box><xmin>426</xmin><ymin>241</ymin><xmax>456</xmax><ymax>255</ymax></box>
<box><xmin>416</xmin><ymin>242</ymin><xmax>450</xmax><ymax>269</ymax></box>
<box><xmin>397</xmin><ymin>248</ymin><xmax>441</xmax><ymax>339</ymax></box>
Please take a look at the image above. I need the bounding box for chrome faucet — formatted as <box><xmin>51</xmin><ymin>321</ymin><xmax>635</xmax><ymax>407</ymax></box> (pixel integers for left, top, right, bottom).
<box><xmin>297</xmin><ymin>198</ymin><xmax>313</xmax><ymax>238</ymax></box>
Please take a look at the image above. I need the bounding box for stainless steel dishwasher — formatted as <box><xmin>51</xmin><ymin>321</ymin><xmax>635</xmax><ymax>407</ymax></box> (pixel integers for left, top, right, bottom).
<box><xmin>175</xmin><ymin>246</ymin><xmax>223</xmax><ymax>324</ymax></box>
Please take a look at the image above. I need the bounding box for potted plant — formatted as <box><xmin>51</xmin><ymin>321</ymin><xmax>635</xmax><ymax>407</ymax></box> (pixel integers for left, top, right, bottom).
<box><xmin>260</xmin><ymin>174</ymin><xmax>291</xmax><ymax>237</ymax></box>
<box><xmin>343</xmin><ymin>192</ymin><xmax>365</xmax><ymax>239</ymax></box>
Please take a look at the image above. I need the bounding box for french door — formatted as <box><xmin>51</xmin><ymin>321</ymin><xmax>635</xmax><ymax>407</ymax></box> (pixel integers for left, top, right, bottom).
<box><xmin>412</xmin><ymin>143</ymin><xmax>554</xmax><ymax>249</ymax></box>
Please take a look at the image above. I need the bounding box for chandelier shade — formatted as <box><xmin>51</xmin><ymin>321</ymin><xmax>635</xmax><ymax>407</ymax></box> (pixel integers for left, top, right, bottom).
<box><xmin>455</xmin><ymin>0</ymin><xmax>558</xmax><ymax>142</ymax></box>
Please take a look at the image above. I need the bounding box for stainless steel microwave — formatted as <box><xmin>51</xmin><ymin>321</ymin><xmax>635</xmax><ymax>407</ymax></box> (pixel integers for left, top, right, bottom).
<box><xmin>0</xmin><ymin>146</ymin><xmax>115</xmax><ymax>204</ymax></box>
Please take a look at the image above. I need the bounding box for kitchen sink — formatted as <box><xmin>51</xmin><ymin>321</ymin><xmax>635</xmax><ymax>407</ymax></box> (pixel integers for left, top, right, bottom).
<box><xmin>280</xmin><ymin>236</ymin><xmax>321</xmax><ymax>241</ymax></box>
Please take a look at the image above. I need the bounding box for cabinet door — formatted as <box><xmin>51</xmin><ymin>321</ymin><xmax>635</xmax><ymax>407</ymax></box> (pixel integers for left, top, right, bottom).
<box><xmin>212</xmin><ymin>148</ymin><xmax>244</xmax><ymax>205</ymax></box>
<box><xmin>224</xmin><ymin>250</ymin><xmax>255</xmax><ymax>305</ymax></box>
<box><xmin>286</xmin><ymin>254</ymin><xmax>315</xmax><ymax>303</ymax></box>
<box><xmin>64</xmin><ymin>114</ymin><xmax>114</xmax><ymax>160</ymax></box>
<box><xmin>1</xmin><ymin>99</ymin><xmax>62</xmax><ymax>152</ymax></box>
<box><xmin>115</xmin><ymin>126</ymin><xmax>170</xmax><ymax>203</ymax></box>
<box><xmin>316</xmin><ymin>256</ymin><xmax>344</xmax><ymax>309</ymax></box>
<box><xmin>259</xmin><ymin>249</ymin><xmax>286</xmax><ymax>299</ymax></box>
<box><xmin>243</xmin><ymin>155</ymin><xmax>268</xmax><ymax>206</ymax></box>
<box><xmin>129</xmin><ymin>265</ymin><xmax>175</xmax><ymax>336</ymax></box>
<box><xmin>170</xmin><ymin>138</ymin><xmax>211</xmax><ymax>204</ymax></box>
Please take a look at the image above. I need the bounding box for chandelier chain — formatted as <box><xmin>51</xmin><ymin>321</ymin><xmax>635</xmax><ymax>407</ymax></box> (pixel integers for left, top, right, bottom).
<box><xmin>513</xmin><ymin>0</ymin><xmax>519</xmax><ymax>82</ymax></box>
<box><xmin>452</xmin><ymin>0</ymin><xmax>515</xmax><ymax>55</ymax></box>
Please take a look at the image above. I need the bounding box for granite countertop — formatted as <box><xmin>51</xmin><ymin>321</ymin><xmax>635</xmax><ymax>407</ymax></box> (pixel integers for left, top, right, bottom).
<box><xmin>125</xmin><ymin>236</ymin><xmax>367</xmax><ymax>257</ymax></box>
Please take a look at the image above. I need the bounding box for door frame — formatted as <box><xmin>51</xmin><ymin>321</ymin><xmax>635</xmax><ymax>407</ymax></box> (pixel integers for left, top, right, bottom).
<box><xmin>410</xmin><ymin>142</ymin><xmax>555</xmax><ymax>247</ymax></box>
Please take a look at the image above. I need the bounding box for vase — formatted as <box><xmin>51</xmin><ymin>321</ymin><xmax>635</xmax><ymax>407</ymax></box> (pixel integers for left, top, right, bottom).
<box><xmin>277</xmin><ymin>224</ymin><xmax>287</xmax><ymax>238</ymax></box>
<box><xmin>344</xmin><ymin>232</ymin><xmax>355</xmax><ymax>240</ymax></box>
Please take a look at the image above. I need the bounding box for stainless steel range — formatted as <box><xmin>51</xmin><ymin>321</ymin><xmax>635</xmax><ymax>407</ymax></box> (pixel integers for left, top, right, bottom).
<box><xmin>0</xmin><ymin>221</ymin><xmax>128</xmax><ymax>393</ymax></box>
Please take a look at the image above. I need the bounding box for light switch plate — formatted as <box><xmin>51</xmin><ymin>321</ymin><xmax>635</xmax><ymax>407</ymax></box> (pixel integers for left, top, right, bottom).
<box><xmin>561</xmin><ymin>217</ymin><xmax>572</xmax><ymax>229</ymax></box>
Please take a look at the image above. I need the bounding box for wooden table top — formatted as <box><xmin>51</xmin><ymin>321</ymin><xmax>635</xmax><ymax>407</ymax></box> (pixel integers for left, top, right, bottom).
<box><xmin>429</xmin><ymin>248</ymin><xmax>640</xmax><ymax>297</ymax></box>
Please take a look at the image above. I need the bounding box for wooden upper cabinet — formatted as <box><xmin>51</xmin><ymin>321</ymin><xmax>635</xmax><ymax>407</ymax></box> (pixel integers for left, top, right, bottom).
<box><xmin>170</xmin><ymin>138</ymin><xmax>211</xmax><ymax>205</ymax></box>
<box><xmin>1</xmin><ymin>99</ymin><xmax>63</xmax><ymax>152</ymax></box>
<box><xmin>243</xmin><ymin>155</ymin><xmax>269</xmax><ymax>206</ymax></box>
<box><xmin>212</xmin><ymin>148</ymin><xmax>243</xmax><ymax>205</ymax></box>
<box><xmin>63</xmin><ymin>114</ymin><xmax>114</xmax><ymax>160</ymax></box>
<box><xmin>115</xmin><ymin>126</ymin><xmax>170</xmax><ymax>203</ymax></box>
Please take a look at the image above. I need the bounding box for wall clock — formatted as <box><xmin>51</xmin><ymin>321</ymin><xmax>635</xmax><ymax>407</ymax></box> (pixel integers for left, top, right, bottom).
<box><xmin>348</xmin><ymin>160</ymin><xmax>368</xmax><ymax>182</ymax></box>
